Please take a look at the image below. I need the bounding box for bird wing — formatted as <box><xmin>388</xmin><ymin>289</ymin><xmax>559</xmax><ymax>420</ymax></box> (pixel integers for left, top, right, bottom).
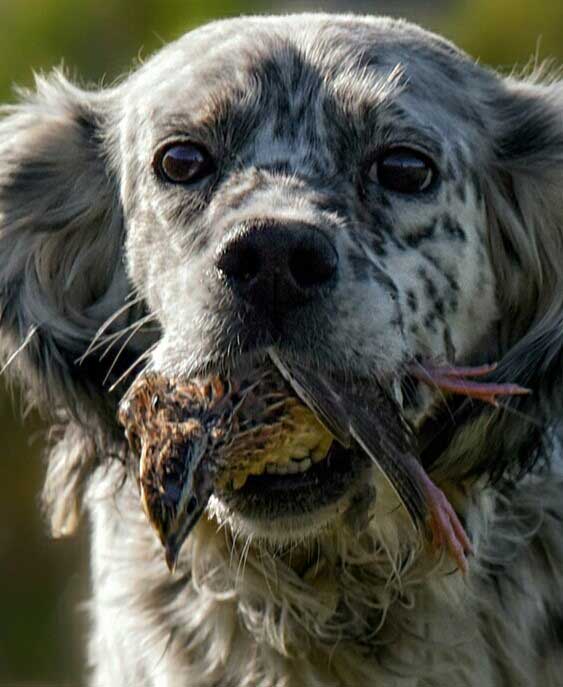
<box><xmin>269</xmin><ymin>350</ymin><xmax>427</xmax><ymax>530</ymax></box>
<box><xmin>268</xmin><ymin>349</ymin><xmax>352</xmax><ymax>448</ymax></box>
<box><xmin>345</xmin><ymin>395</ymin><xmax>427</xmax><ymax>529</ymax></box>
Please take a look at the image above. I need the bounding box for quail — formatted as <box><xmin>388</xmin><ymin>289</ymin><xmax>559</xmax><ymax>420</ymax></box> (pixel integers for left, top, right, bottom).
<box><xmin>119</xmin><ymin>352</ymin><xmax>529</xmax><ymax>573</ymax></box>
<box><xmin>118</xmin><ymin>364</ymin><xmax>333</xmax><ymax>570</ymax></box>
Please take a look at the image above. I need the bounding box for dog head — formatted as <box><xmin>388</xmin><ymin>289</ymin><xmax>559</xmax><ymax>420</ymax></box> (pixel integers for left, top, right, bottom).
<box><xmin>1</xmin><ymin>15</ymin><xmax>562</xmax><ymax>541</ymax></box>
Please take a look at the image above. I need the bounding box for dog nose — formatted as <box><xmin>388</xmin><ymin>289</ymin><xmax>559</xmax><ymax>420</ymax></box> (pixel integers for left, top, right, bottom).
<box><xmin>215</xmin><ymin>222</ymin><xmax>338</xmax><ymax>314</ymax></box>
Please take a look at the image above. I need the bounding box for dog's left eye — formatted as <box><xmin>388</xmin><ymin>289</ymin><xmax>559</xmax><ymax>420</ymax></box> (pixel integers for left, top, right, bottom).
<box><xmin>368</xmin><ymin>147</ymin><xmax>435</xmax><ymax>194</ymax></box>
<box><xmin>155</xmin><ymin>142</ymin><xmax>215</xmax><ymax>184</ymax></box>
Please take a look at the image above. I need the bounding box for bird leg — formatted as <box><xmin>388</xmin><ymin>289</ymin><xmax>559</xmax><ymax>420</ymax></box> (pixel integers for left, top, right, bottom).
<box><xmin>405</xmin><ymin>361</ymin><xmax>529</xmax><ymax>570</ymax></box>
<box><xmin>405</xmin><ymin>455</ymin><xmax>472</xmax><ymax>573</ymax></box>
<box><xmin>411</xmin><ymin>362</ymin><xmax>531</xmax><ymax>407</ymax></box>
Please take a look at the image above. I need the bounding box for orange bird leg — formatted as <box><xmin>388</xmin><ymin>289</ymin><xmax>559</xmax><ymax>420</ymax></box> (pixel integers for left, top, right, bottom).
<box><xmin>411</xmin><ymin>363</ymin><xmax>531</xmax><ymax>407</ymax></box>
<box><xmin>406</xmin><ymin>456</ymin><xmax>473</xmax><ymax>573</ymax></box>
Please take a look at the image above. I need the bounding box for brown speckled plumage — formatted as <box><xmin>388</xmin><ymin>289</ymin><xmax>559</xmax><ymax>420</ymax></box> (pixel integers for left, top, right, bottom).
<box><xmin>118</xmin><ymin>364</ymin><xmax>333</xmax><ymax>567</ymax></box>
<box><xmin>118</xmin><ymin>357</ymin><xmax>476</xmax><ymax>573</ymax></box>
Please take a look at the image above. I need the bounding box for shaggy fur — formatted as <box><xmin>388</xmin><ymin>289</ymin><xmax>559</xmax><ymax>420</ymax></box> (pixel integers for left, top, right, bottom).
<box><xmin>1</xmin><ymin>14</ymin><xmax>563</xmax><ymax>686</ymax></box>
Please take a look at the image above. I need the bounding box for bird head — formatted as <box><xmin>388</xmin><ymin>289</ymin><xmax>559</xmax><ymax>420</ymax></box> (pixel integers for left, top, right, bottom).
<box><xmin>139</xmin><ymin>425</ymin><xmax>211</xmax><ymax>572</ymax></box>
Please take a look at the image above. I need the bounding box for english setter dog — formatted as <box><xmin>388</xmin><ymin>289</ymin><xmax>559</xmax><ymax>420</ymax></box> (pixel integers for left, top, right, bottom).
<box><xmin>1</xmin><ymin>13</ymin><xmax>562</xmax><ymax>687</ymax></box>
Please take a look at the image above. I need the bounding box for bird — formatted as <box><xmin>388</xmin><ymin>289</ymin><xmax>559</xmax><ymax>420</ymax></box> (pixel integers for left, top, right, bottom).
<box><xmin>118</xmin><ymin>353</ymin><xmax>529</xmax><ymax>573</ymax></box>
<box><xmin>118</xmin><ymin>364</ymin><xmax>333</xmax><ymax>571</ymax></box>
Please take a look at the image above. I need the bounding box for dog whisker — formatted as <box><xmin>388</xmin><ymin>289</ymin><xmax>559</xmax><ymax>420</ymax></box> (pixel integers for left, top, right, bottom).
<box><xmin>78</xmin><ymin>293</ymin><xmax>145</xmax><ymax>363</ymax></box>
<box><xmin>0</xmin><ymin>325</ymin><xmax>37</xmax><ymax>375</ymax></box>
<box><xmin>108</xmin><ymin>342</ymin><xmax>158</xmax><ymax>392</ymax></box>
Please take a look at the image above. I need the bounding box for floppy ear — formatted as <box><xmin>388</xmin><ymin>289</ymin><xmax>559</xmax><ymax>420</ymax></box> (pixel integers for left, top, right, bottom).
<box><xmin>484</xmin><ymin>75</ymin><xmax>563</xmax><ymax>394</ymax></box>
<box><xmin>0</xmin><ymin>72</ymin><xmax>140</xmax><ymax>534</ymax></box>
<box><xmin>0</xmin><ymin>71</ymin><xmax>138</xmax><ymax>419</ymax></box>
<box><xmin>422</xmin><ymin>75</ymin><xmax>563</xmax><ymax>482</ymax></box>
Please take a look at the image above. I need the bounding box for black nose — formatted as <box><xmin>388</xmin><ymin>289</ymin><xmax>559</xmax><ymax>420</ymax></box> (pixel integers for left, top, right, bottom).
<box><xmin>215</xmin><ymin>222</ymin><xmax>338</xmax><ymax>315</ymax></box>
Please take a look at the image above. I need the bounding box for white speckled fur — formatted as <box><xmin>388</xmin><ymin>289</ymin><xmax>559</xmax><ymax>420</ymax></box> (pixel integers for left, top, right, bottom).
<box><xmin>1</xmin><ymin>14</ymin><xmax>563</xmax><ymax>686</ymax></box>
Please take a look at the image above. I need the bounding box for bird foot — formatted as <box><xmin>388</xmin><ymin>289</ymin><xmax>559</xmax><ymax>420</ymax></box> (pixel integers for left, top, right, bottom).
<box><xmin>405</xmin><ymin>457</ymin><xmax>473</xmax><ymax>573</ymax></box>
<box><xmin>424</xmin><ymin>478</ymin><xmax>473</xmax><ymax>574</ymax></box>
<box><xmin>411</xmin><ymin>362</ymin><xmax>530</xmax><ymax>406</ymax></box>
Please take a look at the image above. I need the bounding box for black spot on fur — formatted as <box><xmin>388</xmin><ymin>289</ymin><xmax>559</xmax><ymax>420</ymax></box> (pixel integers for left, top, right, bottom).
<box><xmin>314</xmin><ymin>195</ymin><xmax>349</xmax><ymax>219</ymax></box>
<box><xmin>418</xmin><ymin>267</ymin><xmax>438</xmax><ymax>300</ymax></box>
<box><xmin>470</xmin><ymin>167</ymin><xmax>483</xmax><ymax>203</ymax></box>
<box><xmin>455</xmin><ymin>181</ymin><xmax>467</xmax><ymax>203</ymax></box>
<box><xmin>442</xmin><ymin>326</ymin><xmax>456</xmax><ymax>359</ymax></box>
<box><xmin>371</xmin><ymin>264</ymin><xmax>398</xmax><ymax>297</ymax></box>
<box><xmin>349</xmin><ymin>253</ymin><xmax>370</xmax><ymax>281</ymax></box>
<box><xmin>434</xmin><ymin>298</ymin><xmax>445</xmax><ymax>316</ymax></box>
<box><xmin>387</xmin><ymin>233</ymin><xmax>407</xmax><ymax>252</ymax></box>
<box><xmin>370</xmin><ymin>233</ymin><xmax>387</xmax><ymax>256</ymax></box>
<box><xmin>404</xmin><ymin>222</ymin><xmax>436</xmax><ymax>247</ymax></box>
<box><xmin>406</xmin><ymin>289</ymin><xmax>418</xmax><ymax>312</ymax></box>
<box><xmin>423</xmin><ymin>312</ymin><xmax>437</xmax><ymax>332</ymax></box>
<box><xmin>442</xmin><ymin>216</ymin><xmax>467</xmax><ymax>241</ymax></box>
<box><xmin>445</xmin><ymin>159</ymin><xmax>456</xmax><ymax>181</ymax></box>
<box><xmin>421</xmin><ymin>251</ymin><xmax>460</xmax><ymax>294</ymax></box>
<box><xmin>76</xmin><ymin>111</ymin><xmax>101</xmax><ymax>141</ymax></box>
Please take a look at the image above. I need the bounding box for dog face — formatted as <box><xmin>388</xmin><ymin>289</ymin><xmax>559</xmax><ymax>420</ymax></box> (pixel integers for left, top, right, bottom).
<box><xmin>118</xmin><ymin>16</ymin><xmax>499</xmax><ymax>534</ymax></box>
<box><xmin>123</xmin><ymin>17</ymin><xmax>496</xmax><ymax>381</ymax></box>
<box><xmin>1</xmin><ymin>15</ymin><xmax>562</xmax><ymax>542</ymax></box>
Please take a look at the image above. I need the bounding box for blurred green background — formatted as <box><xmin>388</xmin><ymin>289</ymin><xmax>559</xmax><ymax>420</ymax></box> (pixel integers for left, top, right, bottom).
<box><xmin>0</xmin><ymin>1</ymin><xmax>561</xmax><ymax>685</ymax></box>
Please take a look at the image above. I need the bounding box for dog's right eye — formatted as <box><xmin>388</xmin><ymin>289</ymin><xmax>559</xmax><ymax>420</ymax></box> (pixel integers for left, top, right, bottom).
<box><xmin>155</xmin><ymin>142</ymin><xmax>215</xmax><ymax>185</ymax></box>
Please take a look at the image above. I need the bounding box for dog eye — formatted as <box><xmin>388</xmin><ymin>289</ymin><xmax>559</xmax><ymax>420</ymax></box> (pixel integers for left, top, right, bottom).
<box><xmin>155</xmin><ymin>142</ymin><xmax>215</xmax><ymax>184</ymax></box>
<box><xmin>369</xmin><ymin>148</ymin><xmax>435</xmax><ymax>194</ymax></box>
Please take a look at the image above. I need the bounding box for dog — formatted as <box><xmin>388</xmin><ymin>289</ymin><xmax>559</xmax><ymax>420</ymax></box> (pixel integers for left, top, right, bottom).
<box><xmin>1</xmin><ymin>13</ymin><xmax>562</xmax><ymax>686</ymax></box>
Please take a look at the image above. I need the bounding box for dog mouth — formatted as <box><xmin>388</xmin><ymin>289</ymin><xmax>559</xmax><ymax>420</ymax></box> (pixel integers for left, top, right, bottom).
<box><xmin>118</xmin><ymin>342</ymin><xmax>530</xmax><ymax>572</ymax></box>
<box><xmin>221</xmin><ymin>423</ymin><xmax>333</xmax><ymax>489</ymax></box>
<box><xmin>217</xmin><ymin>438</ymin><xmax>366</xmax><ymax>520</ymax></box>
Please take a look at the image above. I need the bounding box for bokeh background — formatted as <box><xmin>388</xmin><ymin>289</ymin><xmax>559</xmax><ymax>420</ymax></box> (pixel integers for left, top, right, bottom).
<box><xmin>0</xmin><ymin>1</ymin><xmax>561</xmax><ymax>685</ymax></box>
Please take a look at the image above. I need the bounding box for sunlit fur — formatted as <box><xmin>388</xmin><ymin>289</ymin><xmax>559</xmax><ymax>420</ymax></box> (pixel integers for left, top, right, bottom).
<box><xmin>1</xmin><ymin>14</ymin><xmax>562</xmax><ymax>686</ymax></box>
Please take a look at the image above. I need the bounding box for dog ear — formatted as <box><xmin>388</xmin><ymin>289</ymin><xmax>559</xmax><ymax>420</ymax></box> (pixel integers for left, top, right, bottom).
<box><xmin>485</xmin><ymin>74</ymin><xmax>563</xmax><ymax>394</ymax></box>
<box><xmin>422</xmin><ymin>75</ymin><xmax>563</xmax><ymax>483</ymax></box>
<box><xmin>0</xmin><ymin>71</ymin><xmax>139</xmax><ymax>534</ymax></box>
<box><xmin>0</xmin><ymin>71</ymin><xmax>141</xmax><ymax>419</ymax></box>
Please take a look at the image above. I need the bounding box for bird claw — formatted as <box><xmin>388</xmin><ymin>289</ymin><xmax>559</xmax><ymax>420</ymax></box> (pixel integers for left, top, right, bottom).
<box><xmin>405</xmin><ymin>457</ymin><xmax>473</xmax><ymax>573</ymax></box>
<box><xmin>411</xmin><ymin>362</ymin><xmax>531</xmax><ymax>406</ymax></box>
<box><xmin>425</xmin><ymin>479</ymin><xmax>473</xmax><ymax>574</ymax></box>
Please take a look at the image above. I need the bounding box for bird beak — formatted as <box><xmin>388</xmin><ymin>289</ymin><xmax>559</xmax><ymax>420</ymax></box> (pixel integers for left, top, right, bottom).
<box><xmin>161</xmin><ymin>497</ymin><xmax>208</xmax><ymax>573</ymax></box>
<box><xmin>141</xmin><ymin>450</ymin><xmax>213</xmax><ymax>573</ymax></box>
<box><xmin>165</xmin><ymin>539</ymin><xmax>180</xmax><ymax>573</ymax></box>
